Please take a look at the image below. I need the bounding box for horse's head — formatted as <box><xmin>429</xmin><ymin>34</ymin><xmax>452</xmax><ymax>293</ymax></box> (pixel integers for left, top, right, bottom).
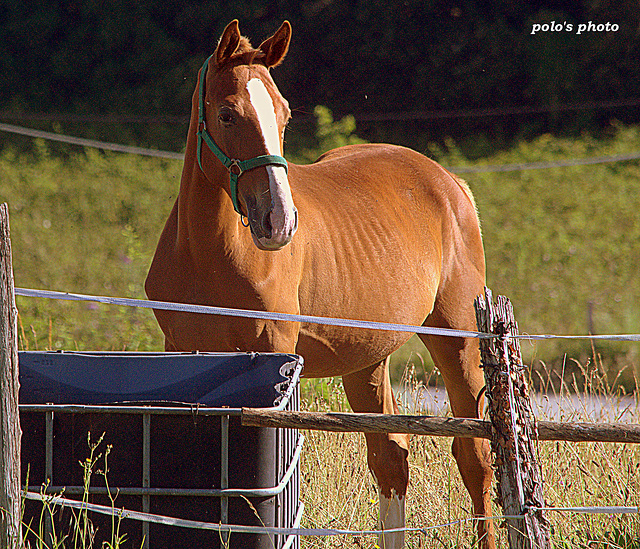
<box><xmin>197</xmin><ymin>20</ymin><xmax>297</xmax><ymax>251</ymax></box>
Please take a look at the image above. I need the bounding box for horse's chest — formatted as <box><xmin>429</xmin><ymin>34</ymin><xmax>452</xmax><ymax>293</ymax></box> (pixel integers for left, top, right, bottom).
<box><xmin>154</xmin><ymin>256</ymin><xmax>300</xmax><ymax>352</ymax></box>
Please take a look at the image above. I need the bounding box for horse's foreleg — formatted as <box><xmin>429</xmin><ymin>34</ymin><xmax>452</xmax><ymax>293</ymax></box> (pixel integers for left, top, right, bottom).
<box><xmin>342</xmin><ymin>359</ymin><xmax>409</xmax><ymax>549</ymax></box>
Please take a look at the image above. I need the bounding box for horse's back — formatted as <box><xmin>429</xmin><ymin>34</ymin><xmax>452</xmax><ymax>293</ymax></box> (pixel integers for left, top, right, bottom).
<box><xmin>298</xmin><ymin>143</ymin><xmax>476</xmax><ymax>219</ymax></box>
<box><xmin>291</xmin><ymin>143</ymin><xmax>482</xmax><ymax>268</ymax></box>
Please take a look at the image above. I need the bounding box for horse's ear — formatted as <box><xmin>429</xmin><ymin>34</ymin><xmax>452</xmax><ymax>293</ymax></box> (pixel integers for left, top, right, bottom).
<box><xmin>215</xmin><ymin>20</ymin><xmax>242</xmax><ymax>66</ymax></box>
<box><xmin>258</xmin><ymin>21</ymin><xmax>291</xmax><ymax>68</ymax></box>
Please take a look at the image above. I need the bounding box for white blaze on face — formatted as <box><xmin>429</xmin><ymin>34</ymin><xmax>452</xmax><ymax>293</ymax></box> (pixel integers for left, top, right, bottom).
<box><xmin>246</xmin><ymin>78</ymin><xmax>297</xmax><ymax>247</ymax></box>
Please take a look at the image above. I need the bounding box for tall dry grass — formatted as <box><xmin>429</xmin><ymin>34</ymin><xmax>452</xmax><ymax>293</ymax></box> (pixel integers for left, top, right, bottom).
<box><xmin>299</xmin><ymin>356</ymin><xmax>640</xmax><ymax>548</ymax></box>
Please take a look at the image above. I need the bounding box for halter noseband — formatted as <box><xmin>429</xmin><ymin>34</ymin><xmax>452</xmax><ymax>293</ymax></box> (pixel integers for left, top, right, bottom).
<box><xmin>196</xmin><ymin>55</ymin><xmax>289</xmax><ymax>216</ymax></box>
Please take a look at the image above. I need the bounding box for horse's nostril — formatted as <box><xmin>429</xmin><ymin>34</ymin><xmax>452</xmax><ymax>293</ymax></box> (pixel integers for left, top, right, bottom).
<box><xmin>261</xmin><ymin>209</ymin><xmax>273</xmax><ymax>239</ymax></box>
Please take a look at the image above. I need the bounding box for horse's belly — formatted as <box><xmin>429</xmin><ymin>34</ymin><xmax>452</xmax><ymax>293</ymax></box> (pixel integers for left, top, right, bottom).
<box><xmin>294</xmin><ymin>250</ymin><xmax>438</xmax><ymax>376</ymax></box>
<box><xmin>296</xmin><ymin>324</ymin><xmax>414</xmax><ymax>378</ymax></box>
<box><xmin>294</xmin><ymin>274</ymin><xmax>434</xmax><ymax>377</ymax></box>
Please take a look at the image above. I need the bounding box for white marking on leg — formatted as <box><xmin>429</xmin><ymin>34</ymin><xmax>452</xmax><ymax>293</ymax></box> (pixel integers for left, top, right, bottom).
<box><xmin>246</xmin><ymin>78</ymin><xmax>297</xmax><ymax>246</ymax></box>
<box><xmin>378</xmin><ymin>489</ymin><xmax>405</xmax><ymax>549</ymax></box>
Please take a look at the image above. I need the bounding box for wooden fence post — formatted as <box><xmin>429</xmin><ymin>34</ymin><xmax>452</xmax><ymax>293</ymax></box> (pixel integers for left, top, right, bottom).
<box><xmin>0</xmin><ymin>203</ymin><xmax>22</xmax><ymax>548</ymax></box>
<box><xmin>475</xmin><ymin>287</ymin><xmax>551</xmax><ymax>549</ymax></box>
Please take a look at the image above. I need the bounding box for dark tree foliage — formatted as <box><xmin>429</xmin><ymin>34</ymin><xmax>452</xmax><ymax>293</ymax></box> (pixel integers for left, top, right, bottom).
<box><xmin>0</xmin><ymin>0</ymin><xmax>638</xmax><ymax>152</ymax></box>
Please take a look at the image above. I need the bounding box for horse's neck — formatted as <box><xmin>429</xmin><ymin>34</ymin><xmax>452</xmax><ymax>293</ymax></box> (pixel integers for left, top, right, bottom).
<box><xmin>176</xmin><ymin>147</ymin><xmax>241</xmax><ymax>248</ymax></box>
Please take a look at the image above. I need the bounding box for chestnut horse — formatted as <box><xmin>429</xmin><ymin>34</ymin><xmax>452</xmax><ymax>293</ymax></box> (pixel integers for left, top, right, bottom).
<box><xmin>146</xmin><ymin>20</ymin><xmax>494</xmax><ymax>548</ymax></box>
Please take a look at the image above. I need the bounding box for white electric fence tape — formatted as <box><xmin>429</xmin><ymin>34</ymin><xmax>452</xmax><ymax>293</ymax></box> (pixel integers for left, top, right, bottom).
<box><xmin>23</xmin><ymin>491</ymin><xmax>639</xmax><ymax>537</ymax></box>
<box><xmin>14</xmin><ymin>287</ymin><xmax>640</xmax><ymax>342</ymax></box>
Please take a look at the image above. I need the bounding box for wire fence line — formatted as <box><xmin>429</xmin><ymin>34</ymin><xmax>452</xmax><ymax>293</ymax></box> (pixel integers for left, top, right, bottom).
<box><xmin>5</xmin><ymin>119</ymin><xmax>640</xmax><ymax>341</ymax></box>
<box><xmin>3</xmin><ymin>96</ymin><xmax>640</xmax><ymax>124</ymax></box>
<box><xmin>0</xmin><ymin>122</ymin><xmax>183</xmax><ymax>160</ymax></box>
<box><xmin>453</xmin><ymin>151</ymin><xmax>640</xmax><ymax>173</ymax></box>
<box><xmin>22</xmin><ymin>491</ymin><xmax>640</xmax><ymax>538</ymax></box>
<box><xmin>14</xmin><ymin>287</ymin><xmax>640</xmax><ymax>342</ymax></box>
<box><xmin>0</xmin><ymin>112</ymin><xmax>187</xmax><ymax>125</ymax></box>
<box><xmin>353</xmin><ymin>97</ymin><xmax>640</xmax><ymax>122</ymax></box>
<box><xmin>2</xmin><ymin>121</ymin><xmax>640</xmax><ymax>173</ymax></box>
<box><xmin>22</xmin><ymin>491</ymin><xmax>425</xmax><ymax>537</ymax></box>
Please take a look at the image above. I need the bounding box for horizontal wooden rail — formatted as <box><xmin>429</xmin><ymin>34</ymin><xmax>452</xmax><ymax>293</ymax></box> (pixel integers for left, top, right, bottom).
<box><xmin>241</xmin><ymin>409</ymin><xmax>640</xmax><ymax>444</ymax></box>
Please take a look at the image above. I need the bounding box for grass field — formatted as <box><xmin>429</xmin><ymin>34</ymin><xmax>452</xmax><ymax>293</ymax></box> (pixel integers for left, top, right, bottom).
<box><xmin>4</xmin><ymin>117</ymin><xmax>640</xmax><ymax>546</ymax></box>
<box><xmin>299</xmin><ymin>365</ymin><xmax>640</xmax><ymax>548</ymax></box>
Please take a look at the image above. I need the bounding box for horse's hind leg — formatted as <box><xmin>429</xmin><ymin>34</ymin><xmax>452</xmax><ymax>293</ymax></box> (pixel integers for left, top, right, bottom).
<box><xmin>342</xmin><ymin>359</ymin><xmax>409</xmax><ymax>549</ymax></box>
<box><xmin>420</xmin><ymin>300</ymin><xmax>495</xmax><ymax>549</ymax></box>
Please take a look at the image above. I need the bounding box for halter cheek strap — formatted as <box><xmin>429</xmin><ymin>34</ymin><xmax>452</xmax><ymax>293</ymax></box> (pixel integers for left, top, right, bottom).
<box><xmin>196</xmin><ymin>55</ymin><xmax>289</xmax><ymax>216</ymax></box>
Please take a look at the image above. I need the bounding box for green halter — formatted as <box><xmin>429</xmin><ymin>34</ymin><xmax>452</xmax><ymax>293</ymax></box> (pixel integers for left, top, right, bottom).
<box><xmin>196</xmin><ymin>55</ymin><xmax>289</xmax><ymax>216</ymax></box>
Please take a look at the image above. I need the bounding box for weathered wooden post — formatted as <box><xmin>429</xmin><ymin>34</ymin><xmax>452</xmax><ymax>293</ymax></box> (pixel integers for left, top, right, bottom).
<box><xmin>475</xmin><ymin>287</ymin><xmax>551</xmax><ymax>549</ymax></box>
<box><xmin>0</xmin><ymin>203</ymin><xmax>22</xmax><ymax>548</ymax></box>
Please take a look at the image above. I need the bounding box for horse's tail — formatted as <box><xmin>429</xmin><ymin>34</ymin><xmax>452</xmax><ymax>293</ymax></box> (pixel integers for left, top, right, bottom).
<box><xmin>446</xmin><ymin>169</ymin><xmax>481</xmax><ymax>235</ymax></box>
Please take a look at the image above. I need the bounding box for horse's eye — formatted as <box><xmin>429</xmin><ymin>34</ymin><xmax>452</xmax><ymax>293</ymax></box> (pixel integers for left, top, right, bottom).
<box><xmin>218</xmin><ymin>109</ymin><xmax>234</xmax><ymax>125</ymax></box>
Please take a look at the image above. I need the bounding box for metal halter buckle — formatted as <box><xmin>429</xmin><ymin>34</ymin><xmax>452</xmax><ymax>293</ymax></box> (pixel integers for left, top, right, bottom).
<box><xmin>228</xmin><ymin>159</ymin><xmax>243</xmax><ymax>177</ymax></box>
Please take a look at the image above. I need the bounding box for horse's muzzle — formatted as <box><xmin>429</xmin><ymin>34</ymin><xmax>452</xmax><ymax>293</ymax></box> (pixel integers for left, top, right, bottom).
<box><xmin>244</xmin><ymin>167</ymin><xmax>298</xmax><ymax>250</ymax></box>
<box><xmin>249</xmin><ymin>204</ymin><xmax>298</xmax><ymax>251</ymax></box>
